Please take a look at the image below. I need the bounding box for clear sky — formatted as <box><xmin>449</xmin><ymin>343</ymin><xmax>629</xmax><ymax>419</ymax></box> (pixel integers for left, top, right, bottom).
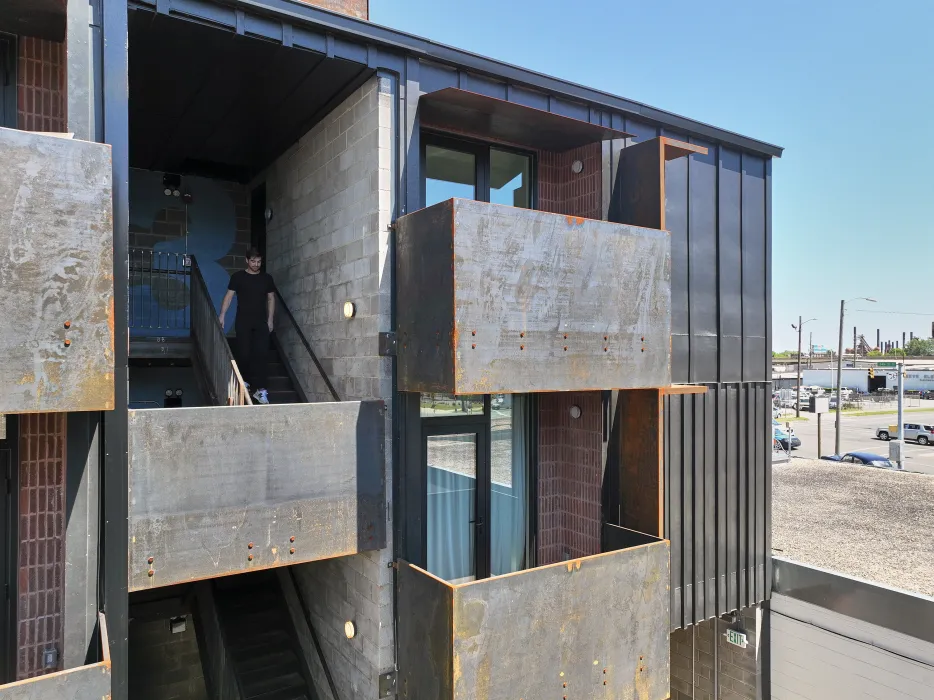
<box><xmin>371</xmin><ymin>0</ymin><xmax>934</xmax><ymax>352</ymax></box>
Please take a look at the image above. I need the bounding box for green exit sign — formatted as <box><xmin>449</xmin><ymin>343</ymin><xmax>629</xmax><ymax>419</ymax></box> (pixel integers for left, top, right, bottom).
<box><xmin>877</xmin><ymin>362</ymin><xmax>896</xmax><ymax>368</ymax></box>
<box><xmin>725</xmin><ymin>629</ymin><xmax>748</xmax><ymax>648</ymax></box>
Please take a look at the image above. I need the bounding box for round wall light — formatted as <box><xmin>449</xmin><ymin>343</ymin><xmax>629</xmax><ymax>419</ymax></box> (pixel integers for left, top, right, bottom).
<box><xmin>343</xmin><ymin>301</ymin><xmax>357</xmax><ymax>319</ymax></box>
<box><xmin>571</xmin><ymin>159</ymin><xmax>584</xmax><ymax>174</ymax></box>
<box><xmin>569</xmin><ymin>405</ymin><xmax>582</xmax><ymax>419</ymax></box>
<box><xmin>344</xmin><ymin>621</ymin><xmax>356</xmax><ymax>639</ymax></box>
<box><xmin>264</xmin><ymin>207</ymin><xmax>274</xmax><ymax>223</ymax></box>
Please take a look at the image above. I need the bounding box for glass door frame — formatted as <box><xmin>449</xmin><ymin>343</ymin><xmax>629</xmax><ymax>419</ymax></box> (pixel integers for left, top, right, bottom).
<box><xmin>422</xmin><ymin>403</ymin><xmax>491</xmax><ymax>581</ymax></box>
<box><xmin>420</xmin><ymin>130</ymin><xmax>538</xmax><ymax>209</ymax></box>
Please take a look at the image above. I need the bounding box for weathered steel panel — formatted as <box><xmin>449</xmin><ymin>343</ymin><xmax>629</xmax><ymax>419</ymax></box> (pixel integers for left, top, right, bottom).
<box><xmin>397</xmin><ymin>538</ymin><xmax>670</xmax><ymax>700</ymax></box>
<box><xmin>396</xmin><ymin>199</ymin><xmax>671</xmax><ymax>393</ymax></box>
<box><xmin>0</xmin><ymin>663</ymin><xmax>111</xmax><ymax>700</ymax></box>
<box><xmin>397</xmin><ymin>562</ymin><xmax>454</xmax><ymax>700</ymax></box>
<box><xmin>0</xmin><ymin>127</ymin><xmax>114</xmax><ymax>413</ymax></box>
<box><xmin>127</xmin><ymin>401</ymin><xmax>385</xmax><ymax>590</ymax></box>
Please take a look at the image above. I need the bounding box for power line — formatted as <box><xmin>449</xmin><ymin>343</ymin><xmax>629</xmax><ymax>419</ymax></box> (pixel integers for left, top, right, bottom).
<box><xmin>853</xmin><ymin>309</ymin><xmax>934</xmax><ymax>316</ymax></box>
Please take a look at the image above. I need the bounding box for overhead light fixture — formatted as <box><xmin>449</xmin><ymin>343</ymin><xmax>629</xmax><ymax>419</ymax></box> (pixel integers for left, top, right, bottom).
<box><xmin>569</xmin><ymin>405</ymin><xmax>582</xmax><ymax>419</ymax></box>
<box><xmin>343</xmin><ymin>301</ymin><xmax>356</xmax><ymax>319</ymax></box>
<box><xmin>571</xmin><ymin>160</ymin><xmax>584</xmax><ymax>174</ymax></box>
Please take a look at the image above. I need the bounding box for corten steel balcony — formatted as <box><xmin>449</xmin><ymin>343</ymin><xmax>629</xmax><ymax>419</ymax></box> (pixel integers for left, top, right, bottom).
<box><xmin>127</xmin><ymin>400</ymin><xmax>386</xmax><ymax>590</ymax></box>
<box><xmin>394</xmin><ymin>199</ymin><xmax>671</xmax><ymax>394</ymax></box>
<box><xmin>0</xmin><ymin>614</ymin><xmax>111</xmax><ymax>699</ymax></box>
<box><xmin>0</xmin><ymin>127</ymin><xmax>114</xmax><ymax>413</ymax></box>
<box><xmin>397</xmin><ymin>526</ymin><xmax>670</xmax><ymax>700</ymax></box>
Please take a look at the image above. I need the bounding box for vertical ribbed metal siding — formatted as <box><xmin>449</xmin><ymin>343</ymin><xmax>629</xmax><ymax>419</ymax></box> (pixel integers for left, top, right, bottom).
<box><xmin>665</xmin><ymin>384</ymin><xmax>770</xmax><ymax>629</ymax></box>
<box><xmin>611</xmin><ymin>117</ymin><xmax>772</xmax><ymax>628</ymax></box>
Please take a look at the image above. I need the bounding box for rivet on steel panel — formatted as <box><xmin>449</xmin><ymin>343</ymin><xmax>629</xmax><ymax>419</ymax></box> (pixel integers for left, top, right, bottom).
<box><xmin>471</xmin><ymin>330</ymin><xmax>476</xmax><ymax>336</ymax></box>
<box><xmin>248</xmin><ymin>554</ymin><xmax>253</xmax><ymax>561</ymax></box>
<box><xmin>472</xmin><ymin>344</ymin><xmax>476</xmax><ymax>349</ymax></box>
<box><xmin>290</xmin><ymin>536</ymin><xmax>295</xmax><ymax>543</ymax></box>
<box><xmin>564</xmin><ymin>346</ymin><xmax>568</xmax><ymax>351</ymax></box>
<box><xmin>64</xmin><ymin>339</ymin><xmax>71</xmax><ymax>347</ymax></box>
<box><xmin>520</xmin><ymin>332</ymin><xmax>525</xmax><ymax>338</ymax></box>
<box><xmin>147</xmin><ymin>569</ymin><xmax>154</xmax><ymax>577</ymax></box>
<box><xmin>147</xmin><ymin>556</ymin><xmax>154</xmax><ymax>564</ymax></box>
<box><xmin>248</xmin><ymin>542</ymin><xmax>254</xmax><ymax>549</ymax></box>
<box><xmin>63</xmin><ymin>321</ymin><xmax>71</xmax><ymax>329</ymax></box>
<box><xmin>520</xmin><ymin>345</ymin><xmax>524</xmax><ymax>350</ymax></box>
<box><xmin>289</xmin><ymin>548</ymin><xmax>295</xmax><ymax>554</ymax></box>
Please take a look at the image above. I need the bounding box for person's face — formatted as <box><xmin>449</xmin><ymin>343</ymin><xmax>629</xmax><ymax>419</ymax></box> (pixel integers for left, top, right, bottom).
<box><xmin>247</xmin><ymin>256</ymin><xmax>262</xmax><ymax>272</ymax></box>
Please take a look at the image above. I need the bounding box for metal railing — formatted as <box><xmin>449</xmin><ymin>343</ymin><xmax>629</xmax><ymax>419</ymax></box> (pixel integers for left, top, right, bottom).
<box><xmin>129</xmin><ymin>248</ymin><xmax>191</xmax><ymax>330</ymax></box>
<box><xmin>190</xmin><ymin>257</ymin><xmax>252</xmax><ymax>406</ymax></box>
<box><xmin>274</xmin><ymin>289</ymin><xmax>341</xmax><ymax>402</ymax></box>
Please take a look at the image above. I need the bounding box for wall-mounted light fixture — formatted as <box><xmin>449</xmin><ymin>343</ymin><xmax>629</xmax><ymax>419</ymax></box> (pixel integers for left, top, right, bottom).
<box><xmin>162</xmin><ymin>173</ymin><xmax>181</xmax><ymax>197</ymax></box>
<box><xmin>344</xmin><ymin>621</ymin><xmax>356</xmax><ymax>639</ymax></box>
<box><xmin>569</xmin><ymin>405</ymin><xmax>582</xmax><ymax>419</ymax></box>
<box><xmin>570</xmin><ymin>159</ymin><xmax>584</xmax><ymax>174</ymax></box>
<box><xmin>343</xmin><ymin>301</ymin><xmax>357</xmax><ymax>319</ymax></box>
<box><xmin>169</xmin><ymin>616</ymin><xmax>187</xmax><ymax>634</ymax></box>
<box><xmin>265</xmin><ymin>207</ymin><xmax>274</xmax><ymax>223</ymax></box>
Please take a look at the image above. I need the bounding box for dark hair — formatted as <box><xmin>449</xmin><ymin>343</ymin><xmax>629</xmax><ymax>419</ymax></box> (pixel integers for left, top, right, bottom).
<box><xmin>245</xmin><ymin>247</ymin><xmax>262</xmax><ymax>260</ymax></box>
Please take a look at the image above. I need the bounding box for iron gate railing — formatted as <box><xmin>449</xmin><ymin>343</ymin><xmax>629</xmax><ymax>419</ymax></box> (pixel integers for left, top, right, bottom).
<box><xmin>128</xmin><ymin>248</ymin><xmax>191</xmax><ymax>331</ymax></box>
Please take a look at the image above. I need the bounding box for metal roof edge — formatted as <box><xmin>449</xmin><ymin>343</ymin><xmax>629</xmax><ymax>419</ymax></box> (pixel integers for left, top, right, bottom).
<box><xmin>141</xmin><ymin>0</ymin><xmax>784</xmax><ymax>158</ymax></box>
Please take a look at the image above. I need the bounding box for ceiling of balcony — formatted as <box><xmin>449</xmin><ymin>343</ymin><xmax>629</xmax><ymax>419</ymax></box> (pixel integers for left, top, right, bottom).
<box><xmin>128</xmin><ymin>10</ymin><xmax>373</xmax><ymax>182</ymax></box>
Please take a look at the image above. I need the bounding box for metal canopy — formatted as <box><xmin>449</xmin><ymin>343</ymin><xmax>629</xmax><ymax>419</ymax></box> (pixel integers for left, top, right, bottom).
<box><xmin>0</xmin><ymin>0</ymin><xmax>65</xmax><ymax>42</ymax></box>
<box><xmin>420</xmin><ymin>88</ymin><xmax>634</xmax><ymax>151</ymax></box>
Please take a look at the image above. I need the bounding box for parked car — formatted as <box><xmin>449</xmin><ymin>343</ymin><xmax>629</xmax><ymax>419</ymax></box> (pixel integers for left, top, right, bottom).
<box><xmin>821</xmin><ymin>452</ymin><xmax>896</xmax><ymax>469</ymax></box>
<box><xmin>773</xmin><ymin>423</ymin><xmax>801</xmax><ymax>451</ymax></box>
<box><xmin>876</xmin><ymin>423</ymin><xmax>934</xmax><ymax>445</ymax></box>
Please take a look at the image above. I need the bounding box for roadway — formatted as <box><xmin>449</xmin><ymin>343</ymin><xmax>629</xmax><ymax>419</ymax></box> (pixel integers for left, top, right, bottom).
<box><xmin>784</xmin><ymin>410</ymin><xmax>934</xmax><ymax>475</ymax></box>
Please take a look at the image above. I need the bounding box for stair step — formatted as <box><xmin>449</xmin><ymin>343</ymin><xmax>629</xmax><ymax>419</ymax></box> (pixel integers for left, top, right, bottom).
<box><xmin>267</xmin><ymin>390</ymin><xmax>299</xmax><ymax>405</ymax></box>
<box><xmin>240</xmin><ymin>671</ymin><xmax>306</xmax><ymax>698</ymax></box>
<box><xmin>266</xmin><ymin>376</ymin><xmax>293</xmax><ymax>391</ymax></box>
<box><xmin>246</xmin><ymin>687</ymin><xmax>310</xmax><ymax>700</ymax></box>
<box><xmin>239</xmin><ymin>655</ymin><xmax>303</xmax><ymax>686</ymax></box>
<box><xmin>267</xmin><ymin>362</ymin><xmax>286</xmax><ymax>376</ymax></box>
<box><xmin>234</xmin><ymin>648</ymin><xmax>300</xmax><ymax>674</ymax></box>
<box><xmin>226</xmin><ymin>628</ymin><xmax>292</xmax><ymax>650</ymax></box>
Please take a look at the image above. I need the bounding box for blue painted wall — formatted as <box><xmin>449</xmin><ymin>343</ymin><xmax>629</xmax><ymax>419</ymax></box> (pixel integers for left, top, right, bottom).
<box><xmin>128</xmin><ymin>170</ymin><xmax>250</xmax><ymax>336</ymax></box>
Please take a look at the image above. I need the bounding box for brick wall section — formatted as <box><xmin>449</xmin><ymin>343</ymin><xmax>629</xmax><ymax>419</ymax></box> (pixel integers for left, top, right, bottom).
<box><xmin>17</xmin><ymin>413</ymin><xmax>66</xmax><ymax>679</ymax></box>
<box><xmin>295</xmin><ymin>0</ymin><xmax>368</xmax><ymax>19</ymax></box>
<box><xmin>17</xmin><ymin>37</ymin><xmax>66</xmax><ymax>132</ymax></box>
<box><xmin>538</xmin><ymin>143</ymin><xmax>602</xmax><ymax>219</ymax></box>
<box><xmin>537</xmin><ymin>392</ymin><xmax>603</xmax><ymax>566</ymax></box>
<box><xmin>670</xmin><ymin>606</ymin><xmax>762</xmax><ymax>700</ymax></box>
<box><xmin>128</xmin><ymin>615</ymin><xmax>209</xmax><ymax>700</ymax></box>
<box><xmin>265</xmin><ymin>76</ymin><xmax>393</xmax><ymax>699</ymax></box>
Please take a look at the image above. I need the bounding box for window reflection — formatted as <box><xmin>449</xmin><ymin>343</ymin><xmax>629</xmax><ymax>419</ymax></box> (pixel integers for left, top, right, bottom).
<box><xmin>490</xmin><ymin>149</ymin><xmax>531</xmax><ymax>209</ymax></box>
<box><xmin>491</xmin><ymin>394</ymin><xmax>530</xmax><ymax>576</ymax></box>
<box><xmin>425</xmin><ymin>145</ymin><xmax>476</xmax><ymax>207</ymax></box>
<box><xmin>420</xmin><ymin>393</ymin><xmax>483</xmax><ymax>417</ymax></box>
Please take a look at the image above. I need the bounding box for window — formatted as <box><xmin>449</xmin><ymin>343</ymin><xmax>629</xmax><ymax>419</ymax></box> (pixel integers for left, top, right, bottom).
<box><xmin>421</xmin><ymin>133</ymin><xmax>535</xmax><ymax>209</ymax></box>
<box><xmin>0</xmin><ymin>35</ymin><xmax>15</xmax><ymax>129</ymax></box>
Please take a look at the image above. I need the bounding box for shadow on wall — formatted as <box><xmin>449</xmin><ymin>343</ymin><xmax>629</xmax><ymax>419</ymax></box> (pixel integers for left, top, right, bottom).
<box><xmin>129</xmin><ymin>170</ymin><xmax>244</xmax><ymax>336</ymax></box>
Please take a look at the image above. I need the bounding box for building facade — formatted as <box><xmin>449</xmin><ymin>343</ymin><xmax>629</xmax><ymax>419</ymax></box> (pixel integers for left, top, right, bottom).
<box><xmin>0</xmin><ymin>1</ymin><xmax>780</xmax><ymax>698</ymax></box>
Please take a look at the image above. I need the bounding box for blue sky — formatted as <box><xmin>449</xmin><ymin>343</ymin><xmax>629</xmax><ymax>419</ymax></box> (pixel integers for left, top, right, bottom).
<box><xmin>371</xmin><ymin>0</ymin><xmax>934</xmax><ymax>352</ymax></box>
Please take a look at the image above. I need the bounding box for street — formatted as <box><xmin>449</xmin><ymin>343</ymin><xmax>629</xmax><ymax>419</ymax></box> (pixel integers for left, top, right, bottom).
<box><xmin>785</xmin><ymin>410</ymin><xmax>934</xmax><ymax>475</ymax></box>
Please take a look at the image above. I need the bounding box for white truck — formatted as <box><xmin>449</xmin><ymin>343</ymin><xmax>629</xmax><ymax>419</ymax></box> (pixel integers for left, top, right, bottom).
<box><xmin>876</xmin><ymin>422</ymin><xmax>934</xmax><ymax>445</ymax></box>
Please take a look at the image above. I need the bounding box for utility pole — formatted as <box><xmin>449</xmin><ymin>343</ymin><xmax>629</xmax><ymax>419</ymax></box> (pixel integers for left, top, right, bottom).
<box><xmin>792</xmin><ymin>317</ymin><xmax>816</xmax><ymax>418</ymax></box>
<box><xmin>808</xmin><ymin>331</ymin><xmax>812</xmax><ymax>369</ymax></box>
<box><xmin>853</xmin><ymin>326</ymin><xmax>857</xmax><ymax>366</ymax></box>
<box><xmin>836</xmin><ymin>297</ymin><xmax>876</xmax><ymax>455</ymax></box>
<box><xmin>835</xmin><ymin>300</ymin><xmax>845</xmax><ymax>455</ymax></box>
<box><xmin>895</xmin><ymin>362</ymin><xmax>904</xmax><ymax>469</ymax></box>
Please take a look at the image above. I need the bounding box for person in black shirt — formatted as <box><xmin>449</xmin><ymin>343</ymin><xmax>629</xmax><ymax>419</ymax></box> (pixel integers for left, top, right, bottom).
<box><xmin>219</xmin><ymin>248</ymin><xmax>276</xmax><ymax>404</ymax></box>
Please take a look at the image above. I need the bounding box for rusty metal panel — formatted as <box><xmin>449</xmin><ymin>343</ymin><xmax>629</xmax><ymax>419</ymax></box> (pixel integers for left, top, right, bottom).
<box><xmin>397</xmin><ymin>561</ymin><xmax>454</xmax><ymax>700</ymax></box>
<box><xmin>395</xmin><ymin>199</ymin><xmax>671</xmax><ymax>393</ymax></box>
<box><xmin>127</xmin><ymin>400</ymin><xmax>385</xmax><ymax>591</ymax></box>
<box><xmin>0</xmin><ymin>614</ymin><xmax>110</xmax><ymax>699</ymax></box>
<box><xmin>0</xmin><ymin>128</ymin><xmax>114</xmax><ymax>413</ymax></box>
<box><xmin>396</xmin><ymin>538</ymin><xmax>670</xmax><ymax>700</ymax></box>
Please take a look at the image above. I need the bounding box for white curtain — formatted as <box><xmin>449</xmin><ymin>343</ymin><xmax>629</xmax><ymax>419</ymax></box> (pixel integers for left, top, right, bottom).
<box><xmin>491</xmin><ymin>395</ymin><xmax>529</xmax><ymax>576</ymax></box>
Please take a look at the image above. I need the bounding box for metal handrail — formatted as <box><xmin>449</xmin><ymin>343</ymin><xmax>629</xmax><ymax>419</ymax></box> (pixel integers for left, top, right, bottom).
<box><xmin>274</xmin><ymin>289</ymin><xmax>341</xmax><ymax>402</ymax></box>
<box><xmin>190</xmin><ymin>256</ymin><xmax>252</xmax><ymax>406</ymax></box>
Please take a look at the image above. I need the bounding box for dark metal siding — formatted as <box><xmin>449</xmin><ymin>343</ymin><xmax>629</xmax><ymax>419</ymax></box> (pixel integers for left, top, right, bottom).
<box><xmin>665</xmin><ymin>384</ymin><xmax>770</xmax><ymax>629</ymax></box>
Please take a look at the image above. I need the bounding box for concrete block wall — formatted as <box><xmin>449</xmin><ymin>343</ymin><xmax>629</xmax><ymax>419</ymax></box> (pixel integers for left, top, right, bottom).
<box><xmin>671</xmin><ymin>606</ymin><xmax>763</xmax><ymax>700</ymax></box>
<box><xmin>264</xmin><ymin>75</ymin><xmax>394</xmax><ymax>699</ymax></box>
<box><xmin>128</xmin><ymin>615</ymin><xmax>209</xmax><ymax>700</ymax></box>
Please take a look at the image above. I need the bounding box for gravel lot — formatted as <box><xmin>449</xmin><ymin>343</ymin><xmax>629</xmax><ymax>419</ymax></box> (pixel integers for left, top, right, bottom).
<box><xmin>772</xmin><ymin>457</ymin><xmax>934</xmax><ymax>596</ymax></box>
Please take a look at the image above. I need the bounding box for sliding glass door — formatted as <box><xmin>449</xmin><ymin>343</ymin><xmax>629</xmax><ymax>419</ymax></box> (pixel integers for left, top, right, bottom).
<box><xmin>421</xmin><ymin>393</ymin><xmax>531</xmax><ymax>582</ymax></box>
